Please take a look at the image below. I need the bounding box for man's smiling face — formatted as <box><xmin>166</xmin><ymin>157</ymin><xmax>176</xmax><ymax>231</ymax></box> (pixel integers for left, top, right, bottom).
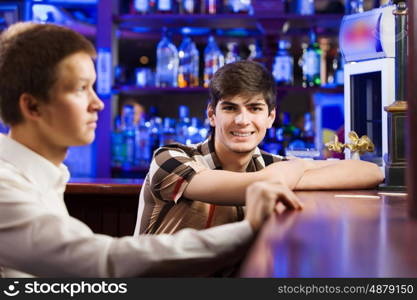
<box><xmin>208</xmin><ymin>93</ymin><xmax>275</xmax><ymax>155</ymax></box>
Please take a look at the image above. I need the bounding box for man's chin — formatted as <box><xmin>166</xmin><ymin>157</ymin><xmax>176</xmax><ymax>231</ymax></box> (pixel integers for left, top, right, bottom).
<box><xmin>74</xmin><ymin>135</ymin><xmax>95</xmax><ymax>146</ymax></box>
<box><xmin>229</xmin><ymin>144</ymin><xmax>257</xmax><ymax>154</ymax></box>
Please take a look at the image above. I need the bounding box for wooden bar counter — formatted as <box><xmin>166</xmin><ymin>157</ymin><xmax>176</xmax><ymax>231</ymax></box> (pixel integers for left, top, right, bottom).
<box><xmin>65</xmin><ymin>181</ymin><xmax>417</xmax><ymax>277</ymax></box>
<box><xmin>64</xmin><ymin>178</ymin><xmax>142</xmax><ymax>237</ymax></box>
<box><xmin>240</xmin><ymin>190</ymin><xmax>417</xmax><ymax>277</ymax></box>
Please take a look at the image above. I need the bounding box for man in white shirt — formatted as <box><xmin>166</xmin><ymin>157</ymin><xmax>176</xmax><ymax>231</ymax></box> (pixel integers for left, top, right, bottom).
<box><xmin>0</xmin><ymin>22</ymin><xmax>303</xmax><ymax>277</ymax></box>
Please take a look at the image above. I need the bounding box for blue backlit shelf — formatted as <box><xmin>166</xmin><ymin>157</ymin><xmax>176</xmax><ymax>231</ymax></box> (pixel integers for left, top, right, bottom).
<box><xmin>114</xmin><ymin>13</ymin><xmax>343</xmax><ymax>33</ymax></box>
<box><xmin>276</xmin><ymin>86</ymin><xmax>344</xmax><ymax>94</ymax></box>
<box><xmin>113</xmin><ymin>85</ymin><xmax>344</xmax><ymax>96</ymax></box>
<box><xmin>115</xmin><ymin>14</ymin><xmax>259</xmax><ymax>30</ymax></box>
<box><xmin>113</xmin><ymin>86</ymin><xmax>208</xmax><ymax>95</ymax></box>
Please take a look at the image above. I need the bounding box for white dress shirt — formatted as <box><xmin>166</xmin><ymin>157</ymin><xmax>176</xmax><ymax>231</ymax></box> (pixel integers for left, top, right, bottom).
<box><xmin>0</xmin><ymin>134</ymin><xmax>253</xmax><ymax>277</ymax></box>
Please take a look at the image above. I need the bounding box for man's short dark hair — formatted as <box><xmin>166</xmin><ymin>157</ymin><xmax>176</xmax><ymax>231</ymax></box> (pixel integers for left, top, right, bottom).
<box><xmin>208</xmin><ymin>60</ymin><xmax>276</xmax><ymax>113</ymax></box>
<box><xmin>0</xmin><ymin>22</ymin><xmax>96</xmax><ymax>125</ymax></box>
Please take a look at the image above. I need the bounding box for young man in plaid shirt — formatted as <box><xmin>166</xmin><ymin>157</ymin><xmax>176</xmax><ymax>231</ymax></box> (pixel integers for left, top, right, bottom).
<box><xmin>134</xmin><ymin>61</ymin><xmax>384</xmax><ymax>236</ymax></box>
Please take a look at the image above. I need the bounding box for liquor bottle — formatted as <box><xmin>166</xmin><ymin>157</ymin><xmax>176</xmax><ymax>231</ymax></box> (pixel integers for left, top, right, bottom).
<box><xmin>247</xmin><ymin>40</ymin><xmax>262</xmax><ymax>62</ymax></box>
<box><xmin>178</xmin><ymin>35</ymin><xmax>199</xmax><ymax>87</ymax></box>
<box><xmin>122</xmin><ymin>105</ymin><xmax>137</xmax><ymax>169</ymax></box>
<box><xmin>149</xmin><ymin>116</ymin><xmax>162</xmax><ymax>154</ymax></box>
<box><xmin>333</xmin><ymin>49</ymin><xmax>345</xmax><ymax>86</ymax></box>
<box><xmin>345</xmin><ymin>0</ymin><xmax>364</xmax><ymax>14</ymax></box>
<box><xmin>176</xmin><ymin>105</ymin><xmax>191</xmax><ymax>144</ymax></box>
<box><xmin>296</xmin><ymin>0</ymin><xmax>314</xmax><ymax>15</ymax></box>
<box><xmin>227</xmin><ymin>0</ymin><xmax>253</xmax><ymax>14</ymax></box>
<box><xmin>272</xmin><ymin>40</ymin><xmax>293</xmax><ymax>86</ymax></box>
<box><xmin>188</xmin><ymin>117</ymin><xmax>204</xmax><ymax>145</ymax></box>
<box><xmin>276</xmin><ymin>112</ymin><xmax>302</xmax><ymax>155</ymax></box>
<box><xmin>135</xmin><ymin>118</ymin><xmax>151</xmax><ymax>169</ymax></box>
<box><xmin>203</xmin><ymin>35</ymin><xmax>224</xmax><ymax>88</ymax></box>
<box><xmin>190</xmin><ymin>42</ymin><xmax>200</xmax><ymax>87</ymax></box>
<box><xmin>156</xmin><ymin>29</ymin><xmax>179</xmax><ymax>87</ymax></box>
<box><xmin>148</xmin><ymin>0</ymin><xmax>157</xmax><ymax>13</ymax></box>
<box><xmin>199</xmin><ymin>118</ymin><xmax>210</xmax><ymax>140</ymax></box>
<box><xmin>134</xmin><ymin>0</ymin><xmax>149</xmax><ymax>14</ymax></box>
<box><xmin>181</xmin><ymin>0</ymin><xmax>197</xmax><ymax>14</ymax></box>
<box><xmin>300</xmin><ymin>29</ymin><xmax>321</xmax><ymax>87</ymax></box>
<box><xmin>111</xmin><ymin>116</ymin><xmax>124</xmax><ymax>167</ymax></box>
<box><xmin>160</xmin><ymin>117</ymin><xmax>177</xmax><ymax>147</ymax></box>
<box><xmin>224</xmin><ymin>42</ymin><xmax>240</xmax><ymax>64</ymax></box>
<box><xmin>157</xmin><ymin>0</ymin><xmax>174</xmax><ymax>13</ymax></box>
<box><xmin>262</xmin><ymin>127</ymin><xmax>282</xmax><ymax>155</ymax></box>
<box><xmin>301</xmin><ymin>112</ymin><xmax>315</xmax><ymax>149</ymax></box>
<box><xmin>201</xmin><ymin>0</ymin><xmax>220</xmax><ymax>14</ymax></box>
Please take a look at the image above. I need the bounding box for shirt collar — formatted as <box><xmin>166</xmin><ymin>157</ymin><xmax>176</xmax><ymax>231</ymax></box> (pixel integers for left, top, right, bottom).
<box><xmin>0</xmin><ymin>134</ymin><xmax>70</xmax><ymax>191</ymax></box>
<box><xmin>200</xmin><ymin>134</ymin><xmax>264</xmax><ymax>171</ymax></box>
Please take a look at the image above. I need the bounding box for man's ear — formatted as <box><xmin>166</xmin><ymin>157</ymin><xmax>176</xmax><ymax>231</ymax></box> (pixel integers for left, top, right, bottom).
<box><xmin>267</xmin><ymin>108</ymin><xmax>276</xmax><ymax>129</ymax></box>
<box><xmin>207</xmin><ymin>104</ymin><xmax>216</xmax><ymax>127</ymax></box>
<box><xmin>18</xmin><ymin>93</ymin><xmax>42</xmax><ymax>121</ymax></box>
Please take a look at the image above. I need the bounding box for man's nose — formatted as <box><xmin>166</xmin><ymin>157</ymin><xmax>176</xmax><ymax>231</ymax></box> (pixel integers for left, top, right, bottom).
<box><xmin>234</xmin><ymin>110</ymin><xmax>250</xmax><ymax>125</ymax></box>
<box><xmin>90</xmin><ymin>91</ymin><xmax>105</xmax><ymax>111</ymax></box>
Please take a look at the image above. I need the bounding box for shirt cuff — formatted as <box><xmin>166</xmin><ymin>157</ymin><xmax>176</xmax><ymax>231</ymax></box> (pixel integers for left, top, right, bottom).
<box><xmin>202</xmin><ymin>219</ymin><xmax>254</xmax><ymax>250</ymax></box>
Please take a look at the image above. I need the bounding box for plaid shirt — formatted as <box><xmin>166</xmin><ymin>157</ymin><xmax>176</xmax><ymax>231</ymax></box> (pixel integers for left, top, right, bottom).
<box><xmin>134</xmin><ymin>136</ymin><xmax>284</xmax><ymax>235</ymax></box>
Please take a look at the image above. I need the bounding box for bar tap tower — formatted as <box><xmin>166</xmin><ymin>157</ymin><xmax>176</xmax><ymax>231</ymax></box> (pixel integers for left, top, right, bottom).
<box><xmin>339</xmin><ymin>3</ymin><xmax>397</xmax><ymax>169</ymax></box>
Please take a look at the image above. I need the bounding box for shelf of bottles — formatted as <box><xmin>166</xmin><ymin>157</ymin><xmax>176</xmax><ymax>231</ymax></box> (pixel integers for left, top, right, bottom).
<box><xmin>113</xmin><ymin>26</ymin><xmax>345</xmax><ymax>94</ymax></box>
<box><xmin>111</xmin><ymin>104</ymin><xmax>211</xmax><ymax>177</ymax></box>
<box><xmin>114</xmin><ymin>0</ymin><xmax>346</xmax><ymax>92</ymax></box>
<box><xmin>111</xmin><ymin>103</ymin><xmax>320</xmax><ymax>177</ymax></box>
<box><xmin>123</xmin><ymin>0</ymin><xmax>347</xmax><ymax>17</ymax></box>
<box><xmin>110</xmin><ymin>0</ymin><xmax>350</xmax><ymax>177</ymax></box>
<box><xmin>116</xmin><ymin>0</ymin><xmax>345</xmax><ymax>30</ymax></box>
<box><xmin>128</xmin><ymin>0</ymin><xmax>258</xmax><ymax>17</ymax></box>
<box><xmin>114</xmin><ymin>31</ymin><xmax>265</xmax><ymax>92</ymax></box>
<box><xmin>113</xmin><ymin>86</ymin><xmax>344</xmax><ymax>96</ymax></box>
<box><xmin>115</xmin><ymin>13</ymin><xmax>343</xmax><ymax>30</ymax></box>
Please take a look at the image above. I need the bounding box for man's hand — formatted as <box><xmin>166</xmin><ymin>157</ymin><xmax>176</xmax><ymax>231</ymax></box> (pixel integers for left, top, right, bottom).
<box><xmin>244</xmin><ymin>181</ymin><xmax>303</xmax><ymax>231</ymax></box>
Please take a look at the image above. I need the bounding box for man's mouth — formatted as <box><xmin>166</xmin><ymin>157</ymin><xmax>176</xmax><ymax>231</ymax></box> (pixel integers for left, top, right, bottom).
<box><xmin>87</xmin><ymin>120</ymin><xmax>97</xmax><ymax>128</ymax></box>
<box><xmin>230</xmin><ymin>131</ymin><xmax>255</xmax><ymax>137</ymax></box>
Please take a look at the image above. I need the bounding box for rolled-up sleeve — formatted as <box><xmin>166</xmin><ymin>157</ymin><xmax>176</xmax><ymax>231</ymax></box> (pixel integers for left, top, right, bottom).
<box><xmin>148</xmin><ymin>145</ymin><xmax>208</xmax><ymax>203</ymax></box>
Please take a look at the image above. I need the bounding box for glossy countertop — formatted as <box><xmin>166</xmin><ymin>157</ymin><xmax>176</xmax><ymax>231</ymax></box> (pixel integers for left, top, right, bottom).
<box><xmin>240</xmin><ymin>190</ymin><xmax>417</xmax><ymax>277</ymax></box>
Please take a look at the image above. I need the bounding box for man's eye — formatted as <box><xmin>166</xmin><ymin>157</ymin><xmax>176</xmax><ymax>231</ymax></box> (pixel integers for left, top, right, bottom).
<box><xmin>77</xmin><ymin>86</ymin><xmax>87</xmax><ymax>92</ymax></box>
<box><xmin>223</xmin><ymin>106</ymin><xmax>236</xmax><ymax>111</ymax></box>
<box><xmin>251</xmin><ymin>106</ymin><xmax>263</xmax><ymax>112</ymax></box>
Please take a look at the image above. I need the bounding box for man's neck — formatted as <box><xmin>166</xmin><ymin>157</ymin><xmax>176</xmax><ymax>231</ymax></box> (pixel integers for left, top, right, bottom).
<box><xmin>9</xmin><ymin>125</ymin><xmax>67</xmax><ymax>167</ymax></box>
<box><xmin>214</xmin><ymin>140</ymin><xmax>254</xmax><ymax>172</ymax></box>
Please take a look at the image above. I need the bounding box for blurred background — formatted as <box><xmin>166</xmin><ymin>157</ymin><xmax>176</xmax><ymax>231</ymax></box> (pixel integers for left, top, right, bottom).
<box><xmin>0</xmin><ymin>0</ymin><xmax>389</xmax><ymax>178</ymax></box>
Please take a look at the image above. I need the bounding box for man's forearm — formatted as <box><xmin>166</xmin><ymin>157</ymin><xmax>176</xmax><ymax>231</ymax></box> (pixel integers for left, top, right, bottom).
<box><xmin>183</xmin><ymin>169</ymin><xmax>264</xmax><ymax>205</ymax></box>
<box><xmin>268</xmin><ymin>160</ymin><xmax>306</xmax><ymax>189</ymax></box>
<box><xmin>183</xmin><ymin>160</ymin><xmax>307</xmax><ymax>205</ymax></box>
<box><xmin>294</xmin><ymin>160</ymin><xmax>384</xmax><ymax>190</ymax></box>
